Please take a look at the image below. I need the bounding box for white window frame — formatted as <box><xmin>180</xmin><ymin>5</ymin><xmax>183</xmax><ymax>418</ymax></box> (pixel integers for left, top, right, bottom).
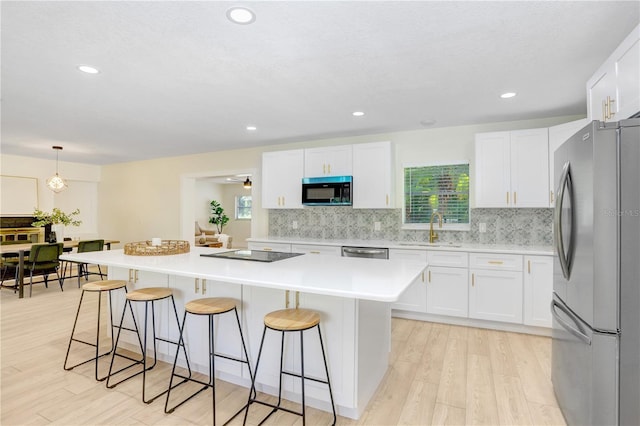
<box><xmin>235</xmin><ymin>195</ymin><xmax>252</xmax><ymax>220</ymax></box>
<box><xmin>402</xmin><ymin>160</ymin><xmax>471</xmax><ymax>231</ymax></box>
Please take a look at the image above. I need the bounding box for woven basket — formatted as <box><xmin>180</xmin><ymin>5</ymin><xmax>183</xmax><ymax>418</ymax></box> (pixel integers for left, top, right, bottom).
<box><xmin>124</xmin><ymin>240</ymin><xmax>190</xmax><ymax>256</ymax></box>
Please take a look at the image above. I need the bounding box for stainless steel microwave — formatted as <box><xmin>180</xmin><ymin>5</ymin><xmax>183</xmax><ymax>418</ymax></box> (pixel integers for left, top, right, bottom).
<box><xmin>302</xmin><ymin>176</ymin><xmax>352</xmax><ymax>206</ymax></box>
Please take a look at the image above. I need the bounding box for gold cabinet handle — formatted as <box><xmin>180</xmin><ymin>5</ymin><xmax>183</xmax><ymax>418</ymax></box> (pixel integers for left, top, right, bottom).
<box><xmin>285</xmin><ymin>290</ymin><xmax>290</xmax><ymax>308</ymax></box>
<box><xmin>202</xmin><ymin>279</ymin><xmax>207</xmax><ymax>294</ymax></box>
<box><xmin>472</xmin><ymin>273</ymin><xmax>475</xmax><ymax>287</ymax></box>
<box><xmin>282</xmin><ymin>196</ymin><xmax>285</xmax><ymax>206</ymax></box>
<box><xmin>323</xmin><ymin>164</ymin><xmax>326</xmax><ymax>174</ymax></box>
<box><xmin>195</xmin><ymin>278</ymin><xmax>199</xmax><ymax>293</ymax></box>
<box><xmin>134</xmin><ymin>270</ymin><xmax>139</xmax><ymax>282</ymax></box>
<box><xmin>513</xmin><ymin>192</ymin><xmax>517</xmax><ymax>205</ymax></box>
<box><xmin>488</xmin><ymin>260</ymin><xmax>504</xmax><ymax>265</ymax></box>
<box><xmin>386</xmin><ymin>194</ymin><xmax>389</xmax><ymax>206</ymax></box>
<box><xmin>310</xmin><ymin>251</ymin><xmax>320</xmax><ymax>254</ymax></box>
<box><xmin>550</xmin><ymin>190</ymin><xmax>554</xmax><ymax>204</ymax></box>
<box><xmin>506</xmin><ymin>192</ymin><xmax>510</xmax><ymax>205</ymax></box>
<box><xmin>128</xmin><ymin>269</ymin><xmax>133</xmax><ymax>282</ymax></box>
<box><xmin>328</xmin><ymin>164</ymin><xmax>331</xmax><ymax>174</ymax></box>
<box><xmin>295</xmin><ymin>291</ymin><xmax>300</xmax><ymax>309</ymax></box>
<box><xmin>528</xmin><ymin>260</ymin><xmax>531</xmax><ymax>274</ymax></box>
<box><xmin>263</xmin><ymin>247</ymin><xmax>273</xmax><ymax>251</ymax></box>
<box><xmin>428</xmin><ymin>270</ymin><xmax>431</xmax><ymax>283</ymax></box>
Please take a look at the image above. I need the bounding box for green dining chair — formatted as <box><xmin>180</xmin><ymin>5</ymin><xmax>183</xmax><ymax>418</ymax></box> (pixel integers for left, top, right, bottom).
<box><xmin>72</xmin><ymin>239</ymin><xmax>106</xmax><ymax>287</ymax></box>
<box><xmin>23</xmin><ymin>243</ymin><xmax>64</xmax><ymax>297</ymax></box>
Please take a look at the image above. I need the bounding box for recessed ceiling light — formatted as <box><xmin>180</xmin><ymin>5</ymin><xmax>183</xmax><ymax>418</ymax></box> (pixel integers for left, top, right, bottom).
<box><xmin>352</xmin><ymin>111</ymin><xmax>365</xmax><ymax>117</ymax></box>
<box><xmin>500</xmin><ymin>92</ymin><xmax>517</xmax><ymax>99</ymax></box>
<box><xmin>78</xmin><ymin>65</ymin><xmax>99</xmax><ymax>74</ymax></box>
<box><xmin>246</xmin><ymin>126</ymin><xmax>257</xmax><ymax>131</ymax></box>
<box><xmin>227</xmin><ymin>7</ymin><xmax>256</xmax><ymax>24</ymax></box>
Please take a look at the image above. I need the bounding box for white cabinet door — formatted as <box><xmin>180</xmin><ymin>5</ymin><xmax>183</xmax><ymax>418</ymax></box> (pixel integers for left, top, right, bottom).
<box><xmin>352</xmin><ymin>141</ymin><xmax>393</xmax><ymax>209</ymax></box>
<box><xmin>262</xmin><ymin>150</ymin><xmax>304</xmax><ymax>209</ymax></box>
<box><xmin>587</xmin><ymin>24</ymin><xmax>640</xmax><ymax>122</ymax></box>
<box><xmin>469</xmin><ymin>269</ymin><xmax>523</xmax><ymax>324</ymax></box>
<box><xmin>426</xmin><ymin>266</ymin><xmax>468</xmax><ymax>318</ymax></box>
<box><xmin>389</xmin><ymin>248</ymin><xmax>426</xmax><ymax>313</ymax></box>
<box><xmin>510</xmin><ymin>128</ymin><xmax>549</xmax><ymax>207</ymax></box>
<box><xmin>474</xmin><ymin>132</ymin><xmax>511</xmax><ymax>207</ymax></box>
<box><xmin>304</xmin><ymin>145</ymin><xmax>352</xmax><ymax>177</ymax></box>
<box><xmin>523</xmin><ymin>255</ymin><xmax>553</xmax><ymax>328</ymax></box>
<box><xmin>548</xmin><ymin>119</ymin><xmax>589</xmax><ymax>206</ymax></box>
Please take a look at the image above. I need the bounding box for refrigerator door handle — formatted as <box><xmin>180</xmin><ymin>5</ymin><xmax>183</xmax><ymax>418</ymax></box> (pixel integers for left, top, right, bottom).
<box><xmin>554</xmin><ymin>161</ymin><xmax>574</xmax><ymax>280</ymax></box>
<box><xmin>551</xmin><ymin>299</ymin><xmax>591</xmax><ymax>345</ymax></box>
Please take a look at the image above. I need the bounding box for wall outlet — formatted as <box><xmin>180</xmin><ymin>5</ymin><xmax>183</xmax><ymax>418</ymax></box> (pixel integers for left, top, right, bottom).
<box><xmin>292</xmin><ymin>221</ymin><xmax>298</xmax><ymax>229</ymax></box>
<box><xmin>479</xmin><ymin>223</ymin><xmax>487</xmax><ymax>233</ymax></box>
<box><xmin>374</xmin><ymin>221</ymin><xmax>381</xmax><ymax>231</ymax></box>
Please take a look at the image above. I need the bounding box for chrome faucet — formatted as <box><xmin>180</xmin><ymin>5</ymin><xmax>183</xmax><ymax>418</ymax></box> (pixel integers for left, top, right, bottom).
<box><xmin>429</xmin><ymin>212</ymin><xmax>443</xmax><ymax>243</ymax></box>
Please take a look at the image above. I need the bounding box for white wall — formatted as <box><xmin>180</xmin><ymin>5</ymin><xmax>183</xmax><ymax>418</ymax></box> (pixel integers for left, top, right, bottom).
<box><xmin>221</xmin><ymin>183</ymin><xmax>252</xmax><ymax>248</ymax></box>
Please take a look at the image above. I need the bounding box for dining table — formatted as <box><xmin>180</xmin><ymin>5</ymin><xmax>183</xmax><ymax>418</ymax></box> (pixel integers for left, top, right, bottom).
<box><xmin>0</xmin><ymin>239</ymin><xmax>120</xmax><ymax>298</ymax></box>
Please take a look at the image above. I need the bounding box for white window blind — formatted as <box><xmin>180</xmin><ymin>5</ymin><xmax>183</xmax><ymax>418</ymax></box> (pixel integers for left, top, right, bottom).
<box><xmin>404</xmin><ymin>163</ymin><xmax>470</xmax><ymax>225</ymax></box>
<box><xmin>236</xmin><ymin>195</ymin><xmax>252</xmax><ymax>220</ymax></box>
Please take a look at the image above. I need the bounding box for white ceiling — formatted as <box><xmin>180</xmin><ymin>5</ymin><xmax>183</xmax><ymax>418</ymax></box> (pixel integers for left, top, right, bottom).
<box><xmin>1</xmin><ymin>1</ymin><xmax>638</xmax><ymax>165</ymax></box>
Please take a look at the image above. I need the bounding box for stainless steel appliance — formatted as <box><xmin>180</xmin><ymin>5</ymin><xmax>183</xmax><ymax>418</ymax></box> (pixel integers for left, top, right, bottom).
<box><xmin>551</xmin><ymin>118</ymin><xmax>639</xmax><ymax>426</ymax></box>
<box><xmin>302</xmin><ymin>176</ymin><xmax>352</xmax><ymax>206</ymax></box>
<box><xmin>341</xmin><ymin>246</ymin><xmax>389</xmax><ymax>259</ymax></box>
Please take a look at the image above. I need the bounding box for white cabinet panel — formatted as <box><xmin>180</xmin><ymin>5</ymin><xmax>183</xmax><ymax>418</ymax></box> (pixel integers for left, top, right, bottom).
<box><xmin>291</xmin><ymin>244</ymin><xmax>341</xmax><ymax>256</ymax></box>
<box><xmin>469</xmin><ymin>252</ymin><xmax>523</xmax><ymax>271</ymax></box>
<box><xmin>352</xmin><ymin>141</ymin><xmax>393</xmax><ymax>209</ymax></box>
<box><xmin>304</xmin><ymin>145</ymin><xmax>352</xmax><ymax>177</ymax></box>
<box><xmin>390</xmin><ymin>248</ymin><xmax>426</xmax><ymax>313</ymax></box>
<box><xmin>469</xmin><ymin>269</ymin><xmax>523</xmax><ymax>324</ymax></box>
<box><xmin>426</xmin><ymin>266</ymin><xmax>468</xmax><ymax>318</ymax></box>
<box><xmin>262</xmin><ymin>150</ymin><xmax>304</xmax><ymax>209</ymax></box>
<box><xmin>427</xmin><ymin>250</ymin><xmax>468</xmax><ymax>268</ymax></box>
<box><xmin>523</xmin><ymin>255</ymin><xmax>553</xmax><ymax>328</ymax></box>
<box><xmin>475</xmin><ymin>129</ymin><xmax>549</xmax><ymax>208</ymax></box>
<box><xmin>248</xmin><ymin>242</ymin><xmax>292</xmax><ymax>252</ymax></box>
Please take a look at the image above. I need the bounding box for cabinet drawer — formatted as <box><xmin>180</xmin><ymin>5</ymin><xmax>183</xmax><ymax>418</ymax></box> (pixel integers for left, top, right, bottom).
<box><xmin>389</xmin><ymin>248</ymin><xmax>427</xmax><ymax>262</ymax></box>
<box><xmin>427</xmin><ymin>251</ymin><xmax>468</xmax><ymax>268</ymax></box>
<box><xmin>247</xmin><ymin>242</ymin><xmax>292</xmax><ymax>252</ymax></box>
<box><xmin>291</xmin><ymin>244</ymin><xmax>341</xmax><ymax>256</ymax></box>
<box><xmin>469</xmin><ymin>253</ymin><xmax>523</xmax><ymax>271</ymax></box>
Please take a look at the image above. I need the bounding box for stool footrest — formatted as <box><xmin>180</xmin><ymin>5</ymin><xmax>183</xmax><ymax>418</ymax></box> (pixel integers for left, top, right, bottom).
<box><xmin>281</xmin><ymin>370</ymin><xmax>331</xmax><ymax>385</ymax></box>
<box><xmin>63</xmin><ymin>350</ymin><xmax>113</xmax><ymax>372</ymax></box>
<box><xmin>212</xmin><ymin>352</ymin><xmax>250</xmax><ymax>365</ymax></box>
<box><xmin>250</xmin><ymin>400</ymin><xmax>304</xmax><ymax>422</ymax></box>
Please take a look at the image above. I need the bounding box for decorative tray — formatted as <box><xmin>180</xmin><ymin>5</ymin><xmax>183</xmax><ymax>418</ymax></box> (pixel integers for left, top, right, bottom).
<box><xmin>124</xmin><ymin>240</ymin><xmax>190</xmax><ymax>256</ymax></box>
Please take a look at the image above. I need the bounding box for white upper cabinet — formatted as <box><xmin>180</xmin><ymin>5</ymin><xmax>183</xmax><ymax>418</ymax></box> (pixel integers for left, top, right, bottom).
<box><xmin>475</xmin><ymin>128</ymin><xmax>549</xmax><ymax>208</ymax></box>
<box><xmin>262</xmin><ymin>149</ymin><xmax>304</xmax><ymax>209</ymax></box>
<box><xmin>352</xmin><ymin>141</ymin><xmax>394</xmax><ymax>209</ymax></box>
<box><xmin>548</xmin><ymin>118</ymin><xmax>589</xmax><ymax>206</ymax></box>
<box><xmin>304</xmin><ymin>145</ymin><xmax>353</xmax><ymax>177</ymax></box>
<box><xmin>587</xmin><ymin>24</ymin><xmax>640</xmax><ymax>122</ymax></box>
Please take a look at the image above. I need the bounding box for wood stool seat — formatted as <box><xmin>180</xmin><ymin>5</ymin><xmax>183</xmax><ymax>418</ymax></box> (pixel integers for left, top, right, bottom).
<box><xmin>126</xmin><ymin>287</ymin><xmax>173</xmax><ymax>301</ymax></box>
<box><xmin>82</xmin><ymin>280</ymin><xmax>127</xmax><ymax>292</ymax></box>
<box><xmin>264</xmin><ymin>308</ymin><xmax>320</xmax><ymax>331</ymax></box>
<box><xmin>185</xmin><ymin>297</ymin><xmax>236</xmax><ymax>315</ymax></box>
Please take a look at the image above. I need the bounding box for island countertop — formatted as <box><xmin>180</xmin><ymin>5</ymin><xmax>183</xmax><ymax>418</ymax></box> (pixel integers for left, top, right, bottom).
<box><xmin>61</xmin><ymin>246</ymin><xmax>426</xmax><ymax>302</ymax></box>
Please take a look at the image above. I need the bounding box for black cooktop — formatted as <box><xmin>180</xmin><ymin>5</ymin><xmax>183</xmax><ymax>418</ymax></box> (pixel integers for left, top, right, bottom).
<box><xmin>201</xmin><ymin>250</ymin><xmax>304</xmax><ymax>263</ymax></box>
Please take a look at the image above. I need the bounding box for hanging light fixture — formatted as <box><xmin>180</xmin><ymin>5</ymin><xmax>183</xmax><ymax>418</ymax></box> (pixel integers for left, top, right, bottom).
<box><xmin>243</xmin><ymin>177</ymin><xmax>252</xmax><ymax>189</ymax></box>
<box><xmin>46</xmin><ymin>146</ymin><xmax>68</xmax><ymax>193</ymax></box>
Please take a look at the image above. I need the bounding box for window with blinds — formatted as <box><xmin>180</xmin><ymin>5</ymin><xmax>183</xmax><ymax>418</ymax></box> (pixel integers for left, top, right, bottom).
<box><xmin>236</xmin><ymin>195</ymin><xmax>252</xmax><ymax>220</ymax></box>
<box><xmin>404</xmin><ymin>163</ymin><xmax>470</xmax><ymax>226</ymax></box>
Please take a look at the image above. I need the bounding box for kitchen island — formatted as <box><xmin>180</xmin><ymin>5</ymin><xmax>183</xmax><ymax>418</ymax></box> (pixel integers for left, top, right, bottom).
<box><xmin>61</xmin><ymin>246</ymin><xmax>426</xmax><ymax>419</ymax></box>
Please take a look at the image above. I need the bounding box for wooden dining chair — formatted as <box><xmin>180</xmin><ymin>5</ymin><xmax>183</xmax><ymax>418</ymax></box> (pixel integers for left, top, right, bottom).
<box><xmin>22</xmin><ymin>243</ymin><xmax>64</xmax><ymax>297</ymax></box>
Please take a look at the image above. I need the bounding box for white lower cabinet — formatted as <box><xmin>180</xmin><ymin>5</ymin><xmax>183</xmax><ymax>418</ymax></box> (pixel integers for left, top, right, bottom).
<box><xmin>426</xmin><ymin>251</ymin><xmax>469</xmax><ymax>318</ymax></box>
<box><xmin>523</xmin><ymin>255</ymin><xmax>553</xmax><ymax>328</ymax></box>
<box><xmin>390</xmin><ymin>248</ymin><xmax>427</xmax><ymax>312</ymax></box>
<box><xmin>469</xmin><ymin>253</ymin><xmax>524</xmax><ymax>324</ymax></box>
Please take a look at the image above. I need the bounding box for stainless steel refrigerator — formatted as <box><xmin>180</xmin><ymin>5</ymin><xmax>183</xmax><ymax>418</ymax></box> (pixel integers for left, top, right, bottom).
<box><xmin>552</xmin><ymin>118</ymin><xmax>639</xmax><ymax>426</ymax></box>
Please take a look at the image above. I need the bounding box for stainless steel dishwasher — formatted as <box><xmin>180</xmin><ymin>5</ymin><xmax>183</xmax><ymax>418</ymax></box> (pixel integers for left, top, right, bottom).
<box><xmin>341</xmin><ymin>246</ymin><xmax>389</xmax><ymax>259</ymax></box>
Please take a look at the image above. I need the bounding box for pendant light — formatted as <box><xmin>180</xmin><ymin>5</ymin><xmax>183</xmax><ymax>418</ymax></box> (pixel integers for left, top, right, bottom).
<box><xmin>243</xmin><ymin>177</ymin><xmax>252</xmax><ymax>189</ymax></box>
<box><xmin>46</xmin><ymin>146</ymin><xmax>68</xmax><ymax>193</ymax></box>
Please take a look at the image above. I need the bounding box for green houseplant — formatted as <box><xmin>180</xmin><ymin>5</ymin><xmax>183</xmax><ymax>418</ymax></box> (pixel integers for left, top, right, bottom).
<box><xmin>32</xmin><ymin>208</ymin><xmax>82</xmax><ymax>242</ymax></box>
<box><xmin>208</xmin><ymin>200</ymin><xmax>229</xmax><ymax>234</ymax></box>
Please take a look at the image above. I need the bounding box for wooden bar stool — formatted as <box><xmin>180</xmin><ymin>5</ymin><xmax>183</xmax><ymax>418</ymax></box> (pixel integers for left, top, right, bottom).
<box><xmin>243</xmin><ymin>307</ymin><xmax>337</xmax><ymax>426</ymax></box>
<box><xmin>165</xmin><ymin>297</ymin><xmax>255</xmax><ymax>425</ymax></box>
<box><xmin>63</xmin><ymin>280</ymin><xmax>134</xmax><ymax>381</ymax></box>
<box><xmin>106</xmin><ymin>287</ymin><xmax>191</xmax><ymax>404</ymax></box>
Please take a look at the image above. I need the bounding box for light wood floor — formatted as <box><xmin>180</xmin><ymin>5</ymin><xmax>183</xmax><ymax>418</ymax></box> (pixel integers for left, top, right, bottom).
<box><xmin>1</xmin><ymin>275</ymin><xmax>566</xmax><ymax>425</ymax></box>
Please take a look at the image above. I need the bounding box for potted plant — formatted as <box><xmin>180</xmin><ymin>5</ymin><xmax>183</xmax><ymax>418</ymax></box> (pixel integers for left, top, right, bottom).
<box><xmin>32</xmin><ymin>207</ymin><xmax>82</xmax><ymax>242</ymax></box>
<box><xmin>208</xmin><ymin>200</ymin><xmax>229</xmax><ymax>234</ymax></box>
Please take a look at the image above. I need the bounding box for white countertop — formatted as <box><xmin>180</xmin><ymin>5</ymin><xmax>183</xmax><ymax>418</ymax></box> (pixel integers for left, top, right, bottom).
<box><xmin>61</xmin><ymin>247</ymin><xmax>427</xmax><ymax>302</ymax></box>
<box><xmin>248</xmin><ymin>237</ymin><xmax>554</xmax><ymax>256</ymax></box>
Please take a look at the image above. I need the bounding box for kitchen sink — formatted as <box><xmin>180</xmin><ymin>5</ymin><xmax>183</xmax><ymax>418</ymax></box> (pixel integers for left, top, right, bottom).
<box><xmin>398</xmin><ymin>242</ymin><xmax>463</xmax><ymax>248</ymax></box>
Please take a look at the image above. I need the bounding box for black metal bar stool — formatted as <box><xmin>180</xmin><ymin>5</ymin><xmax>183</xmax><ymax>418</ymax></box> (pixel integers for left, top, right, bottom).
<box><xmin>63</xmin><ymin>279</ymin><xmax>136</xmax><ymax>381</ymax></box>
<box><xmin>165</xmin><ymin>297</ymin><xmax>255</xmax><ymax>425</ymax></box>
<box><xmin>106</xmin><ymin>287</ymin><xmax>191</xmax><ymax>404</ymax></box>
<box><xmin>243</xmin><ymin>307</ymin><xmax>337</xmax><ymax>426</ymax></box>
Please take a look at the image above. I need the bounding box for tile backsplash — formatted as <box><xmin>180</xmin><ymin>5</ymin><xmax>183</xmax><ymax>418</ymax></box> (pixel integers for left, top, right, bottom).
<box><xmin>268</xmin><ymin>208</ymin><xmax>553</xmax><ymax>246</ymax></box>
